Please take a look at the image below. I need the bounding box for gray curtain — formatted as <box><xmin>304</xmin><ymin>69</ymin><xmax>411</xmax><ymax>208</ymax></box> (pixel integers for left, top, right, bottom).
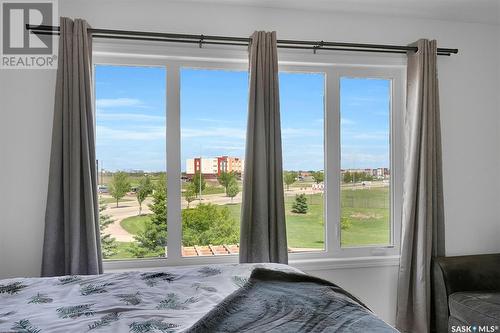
<box><xmin>42</xmin><ymin>17</ymin><xmax>102</xmax><ymax>277</ymax></box>
<box><xmin>239</xmin><ymin>31</ymin><xmax>288</xmax><ymax>264</ymax></box>
<box><xmin>396</xmin><ymin>39</ymin><xmax>446</xmax><ymax>333</ymax></box>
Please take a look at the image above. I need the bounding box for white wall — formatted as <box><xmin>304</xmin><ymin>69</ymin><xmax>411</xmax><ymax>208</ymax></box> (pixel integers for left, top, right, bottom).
<box><xmin>0</xmin><ymin>69</ymin><xmax>56</xmax><ymax>278</ymax></box>
<box><xmin>1</xmin><ymin>0</ymin><xmax>499</xmax><ymax>324</ymax></box>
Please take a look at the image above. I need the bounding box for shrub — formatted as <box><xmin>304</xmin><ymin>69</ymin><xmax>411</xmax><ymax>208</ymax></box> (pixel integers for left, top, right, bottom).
<box><xmin>99</xmin><ymin>200</ymin><xmax>117</xmax><ymax>259</ymax></box>
<box><xmin>184</xmin><ymin>184</ymin><xmax>196</xmax><ymax>208</ymax></box>
<box><xmin>130</xmin><ymin>176</ymin><xmax>167</xmax><ymax>257</ymax></box>
<box><xmin>292</xmin><ymin>194</ymin><xmax>308</xmax><ymax>214</ymax></box>
<box><xmin>341</xmin><ymin>216</ymin><xmax>352</xmax><ymax>230</ymax></box>
<box><xmin>182</xmin><ymin>204</ymin><xmax>239</xmax><ymax>246</ymax></box>
<box><xmin>226</xmin><ymin>178</ymin><xmax>239</xmax><ymax>202</ymax></box>
<box><xmin>283</xmin><ymin>171</ymin><xmax>298</xmax><ymax>191</ymax></box>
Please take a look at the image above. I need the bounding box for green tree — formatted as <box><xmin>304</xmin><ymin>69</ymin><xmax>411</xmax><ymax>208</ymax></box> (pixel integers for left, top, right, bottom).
<box><xmin>136</xmin><ymin>176</ymin><xmax>153</xmax><ymax>215</ymax></box>
<box><xmin>99</xmin><ymin>199</ymin><xmax>117</xmax><ymax>259</ymax></box>
<box><xmin>182</xmin><ymin>204</ymin><xmax>239</xmax><ymax>246</ymax></box>
<box><xmin>217</xmin><ymin>171</ymin><xmax>236</xmax><ymax>195</ymax></box>
<box><xmin>341</xmin><ymin>216</ymin><xmax>352</xmax><ymax>230</ymax></box>
<box><xmin>343</xmin><ymin>171</ymin><xmax>374</xmax><ymax>184</ymax></box>
<box><xmin>130</xmin><ymin>176</ymin><xmax>167</xmax><ymax>257</ymax></box>
<box><xmin>109</xmin><ymin>171</ymin><xmax>131</xmax><ymax>207</ymax></box>
<box><xmin>361</xmin><ymin>173</ymin><xmax>374</xmax><ymax>181</ymax></box>
<box><xmin>343</xmin><ymin>171</ymin><xmax>352</xmax><ymax>183</ymax></box>
<box><xmin>291</xmin><ymin>193</ymin><xmax>308</xmax><ymax>214</ymax></box>
<box><xmin>185</xmin><ymin>183</ymin><xmax>196</xmax><ymax>209</ymax></box>
<box><xmin>226</xmin><ymin>178</ymin><xmax>239</xmax><ymax>203</ymax></box>
<box><xmin>192</xmin><ymin>171</ymin><xmax>206</xmax><ymax>198</ymax></box>
<box><xmin>311</xmin><ymin>171</ymin><xmax>324</xmax><ymax>184</ymax></box>
<box><xmin>283</xmin><ymin>171</ymin><xmax>298</xmax><ymax>191</ymax></box>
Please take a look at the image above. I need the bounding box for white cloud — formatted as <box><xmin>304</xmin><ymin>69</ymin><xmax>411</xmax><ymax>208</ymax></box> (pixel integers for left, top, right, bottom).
<box><xmin>181</xmin><ymin>127</ymin><xmax>246</xmax><ymax>139</ymax></box>
<box><xmin>342</xmin><ymin>144</ymin><xmax>388</xmax><ymax>150</ymax></box>
<box><xmin>194</xmin><ymin>118</ymin><xmax>242</xmax><ymax>125</ymax></box>
<box><xmin>96</xmin><ymin>125</ymin><xmax>165</xmax><ymax>141</ymax></box>
<box><xmin>97</xmin><ymin>112</ymin><xmax>165</xmax><ymax>122</ymax></box>
<box><xmin>351</xmin><ymin>132</ymin><xmax>388</xmax><ymax>140</ymax></box>
<box><xmin>209</xmin><ymin>145</ymin><xmax>245</xmax><ymax>151</ymax></box>
<box><xmin>281</xmin><ymin>127</ymin><xmax>322</xmax><ymax>138</ymax></box>
<box><xmin>96</xmin><ymin>98</ymin><xmax>144</xmax><ymax>108</ymax></box>
<box><xmin>341</xmin><ymin>152</ymin><xmax>389</xmax><ymax>166</ymax></box>
<box><xmin>341</xmin><ymin>118</ymin><xmax>355</xmax><ymax>125</ymax></box>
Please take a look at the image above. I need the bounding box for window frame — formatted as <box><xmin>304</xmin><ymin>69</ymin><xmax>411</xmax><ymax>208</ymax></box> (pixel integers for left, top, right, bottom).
<box><xmin>332</xmin><ymin>66</ymin><xmax>404</xmax><ymax>259</ymax></box>
<box><xmin>94</xmin><ymin>44</ymin><xmax>404</xmax><ymax>271</ymax></box>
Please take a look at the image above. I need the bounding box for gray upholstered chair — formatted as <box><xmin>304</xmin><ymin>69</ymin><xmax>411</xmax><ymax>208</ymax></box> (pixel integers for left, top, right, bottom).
<box><xmin>432</xmin><ymin>254</ymin><xmax>500</xmax><ymax>333</ymax></box>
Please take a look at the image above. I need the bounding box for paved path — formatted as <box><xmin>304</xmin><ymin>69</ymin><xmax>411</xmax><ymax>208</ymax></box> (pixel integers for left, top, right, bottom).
<box><xmin>101</xmin><ymin>182</ymin><xmax>390</xmax><ymax>242</ymax></box>
<box><xmin>102</xmin><ymin>196</ymin><xmax>152</xmax><ymax>242</ymax></box>
<box><xmin>101</xmin><ymin>188</ymin><xmax>325</xmax><ymax>242</ymax></box>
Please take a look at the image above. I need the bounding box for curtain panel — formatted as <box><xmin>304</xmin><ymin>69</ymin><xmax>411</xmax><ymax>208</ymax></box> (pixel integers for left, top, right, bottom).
<box><xmin>42</xmin><ymin>17</ymin><xmax>102</xmax><ymax>276</ymax></box>
<box><xmin>239</xmin><ymin>31</ymin><xmax>288</xmax><ymax>264</ymax></box>
<box><xmin>396</xmin><ymin>39</ymin><xmax>446</xmax><ymax>333</ymax></box>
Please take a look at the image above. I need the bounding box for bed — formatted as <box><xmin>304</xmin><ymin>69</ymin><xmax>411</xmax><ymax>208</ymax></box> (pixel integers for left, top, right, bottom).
<box><xmin>0</xmin><ymin>263</ymin><xmax>398</xmax><ymax>332</ymax></box>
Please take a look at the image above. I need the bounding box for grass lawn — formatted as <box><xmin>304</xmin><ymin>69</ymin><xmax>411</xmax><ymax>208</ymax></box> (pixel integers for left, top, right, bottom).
<box><xmin>181</xmin><ymin>183</ymin><xmax>227</xmax><ymax>196</ymax></box>
<box><xmin>107</xmin><ymin>241</ymin><xmax>133</xmax><ymax>260</ymax></box>
<box><xmin>289</xmin><ymin>181</ymin><xmax>314</xmax><ymax>189</ymax></box>
<box><xmin>284</xmin><ymin>193</ymin><xmax>325</xmax><ymax>249</ymax></box>
<box><xmin>225</xmin><ymin>188</ymin><xmax>390</xmax><ymax>249</ymax></box>
<box><xmin>105</xmin><ymin>186</ymin><xmax>390</xmax><ymax>260</ymax></box>
<box><xmin>99</xmin><ymin>196</ymin><xmax>133</xmax><ymax>205</ymax></box>
<box><xmin>100</xmin><ymin>173</ymin><xmax>166</xmax><ymax>189</ymax></box>
<box><xmin>340</xmin><ymin>187</ymin><xmax>390</xmax><ymax>247</ymax></box>
<box><xmin>120</xmin><ymin>215</ymin><xmax>151</xmax><ymax>235</ymax></box>
<box><xmin>201</xmin><ymin>186</ymin><xmax>226</xmax><ymax>195</ymax></box>
<box><xmin>222</xmin><ymin>194</ymin><xmax>325</xmax><ymax>249</ymax></box>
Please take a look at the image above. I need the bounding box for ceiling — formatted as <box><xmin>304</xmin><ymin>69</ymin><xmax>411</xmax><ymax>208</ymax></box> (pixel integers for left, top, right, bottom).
<box><xmin>181</xmin><ymin>0</ymin><xmax>500</xmax><ymax>25</ymax></box>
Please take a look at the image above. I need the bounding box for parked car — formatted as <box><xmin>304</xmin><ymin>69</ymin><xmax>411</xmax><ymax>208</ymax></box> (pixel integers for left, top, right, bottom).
<box><xmin>98</xmin><ymin>185</ymin><xmax>108</xmax><ymax>193</ymax></box>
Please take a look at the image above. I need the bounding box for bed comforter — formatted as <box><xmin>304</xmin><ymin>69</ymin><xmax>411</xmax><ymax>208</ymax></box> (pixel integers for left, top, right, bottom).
<box><xmin>0</xmin><ymin>263</ymin><xmax>397</xmax><ymax>332</ymax></box>
<box><xmin>187</xmin><ymin>268</ymin><xmax>398</xmax><ymax>333</ymax></box>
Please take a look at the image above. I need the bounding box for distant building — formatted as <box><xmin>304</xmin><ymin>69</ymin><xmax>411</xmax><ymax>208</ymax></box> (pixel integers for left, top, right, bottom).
<box><xmin>341</xmin><ymin>167</ymin><xmax>390</xmax><ymax>179</ymax></box>
<box><xmin>298</xmin><ymin>171</ymin><xmax>312</xmax><ymax>178</ymax></box>
<box><xmin>186</xmin><ymin>156</ymin><xmax>244</xmax><ymax>179</ymax></box>
<box><xmin>124</xmin><ymin>169</ymin><xmax>145</xmax><ymax>174</ymax></box>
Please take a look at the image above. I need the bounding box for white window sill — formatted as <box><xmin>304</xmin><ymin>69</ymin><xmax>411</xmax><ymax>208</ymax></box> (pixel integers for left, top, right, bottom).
<box><xmin>103</xmin><ymin>255</ymin><xmax>400</xmax><ymax>274</ymax></box>
<box><xmin>290</xmin><ymin>255</ymin><xmax>400</xmax><ymax>272</ymax></box>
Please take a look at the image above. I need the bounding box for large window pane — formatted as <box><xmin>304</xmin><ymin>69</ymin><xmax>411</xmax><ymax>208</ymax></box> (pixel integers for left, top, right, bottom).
<box><xmin>180</xmin><ymin>68</ymin><xmax>248</xmax><ymax>256</ymax></box>
<box><xmin>340</xmin><ymin>77</ymin><xmax>391</xmax><ymax>247</ymax></box>
<box><xmin>280</xmin><ymin>72</ymin><xmax>325</xmax><ymax>252</ymax></box>
<box><xmin>95</xmin><ymin>65</ymin><xmax>167</xmax><ymax>260</ymax></box>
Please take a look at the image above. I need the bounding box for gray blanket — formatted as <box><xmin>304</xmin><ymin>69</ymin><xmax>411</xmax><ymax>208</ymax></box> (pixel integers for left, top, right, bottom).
<box><xmin>187</xmin><ymin>268</ymin><xmax>399</xmax><ymax>333</ymax></box>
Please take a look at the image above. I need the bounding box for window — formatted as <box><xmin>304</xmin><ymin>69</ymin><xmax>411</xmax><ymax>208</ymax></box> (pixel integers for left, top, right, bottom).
<box><xmin>95</xmin><ymin>64</ymin><xmax>167</xmax><ymax>260</ymax></box>
<box><xmin>94</xmin><ymin>51</ymin><xmax>403</xmax><ymax>267</ymax></box>
<box><xmin>340</xmin><ymin>77</ymin><xmax>391</xmax><ymax>247</ymax></box>
<box><xmin>280</xmin><ymin>72</ymin><xmax>325</xmax><ymax>252</ymax></box>
<box><xmin>331</xmin><ymin>67</ymin><xmax>403</xmax><ymax>258</ymax></box>
<box><xmin>180</xmin><ymin>68</ymin><xmax>248</xmax><ymax>256</ymax></box>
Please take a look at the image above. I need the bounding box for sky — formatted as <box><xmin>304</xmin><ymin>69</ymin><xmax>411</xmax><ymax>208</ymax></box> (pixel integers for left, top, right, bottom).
<box><xmin>95</xmin><ymin>65</ymin><xmax>390</xmax><ymax>172</ymax></box>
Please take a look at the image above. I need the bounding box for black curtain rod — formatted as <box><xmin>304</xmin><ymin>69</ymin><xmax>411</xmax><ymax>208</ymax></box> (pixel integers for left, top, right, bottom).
<box><xmin>26</xmin><ymin>24</ymin><xmax>458</xmax><ymax>56</ymax></box>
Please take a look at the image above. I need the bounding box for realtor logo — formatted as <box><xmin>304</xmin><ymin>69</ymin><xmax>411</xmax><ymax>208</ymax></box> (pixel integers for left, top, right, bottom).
<box><xmin>1</xmin><ymin>0</ymin><xmax>58</xmax><ymax>68</ymax></box>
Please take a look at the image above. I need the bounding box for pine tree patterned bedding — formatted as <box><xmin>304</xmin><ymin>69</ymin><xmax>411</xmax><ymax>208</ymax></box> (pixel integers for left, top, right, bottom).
<box><xmin>0</xmin><ymin>263</ymin><xmax>397</xmax><ymax>332</ymax></box>
<box><xmin>0</xmin><ymin>263</ymin><xmax>299</xmax><ymax>333</ymax></box>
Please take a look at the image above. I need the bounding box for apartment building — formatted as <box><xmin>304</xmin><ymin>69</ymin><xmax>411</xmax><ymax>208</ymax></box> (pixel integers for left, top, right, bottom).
<box><xmin>186</xmin><ymin>156</ymin><xmax>244</xmax><ymax>178</ymax></box>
